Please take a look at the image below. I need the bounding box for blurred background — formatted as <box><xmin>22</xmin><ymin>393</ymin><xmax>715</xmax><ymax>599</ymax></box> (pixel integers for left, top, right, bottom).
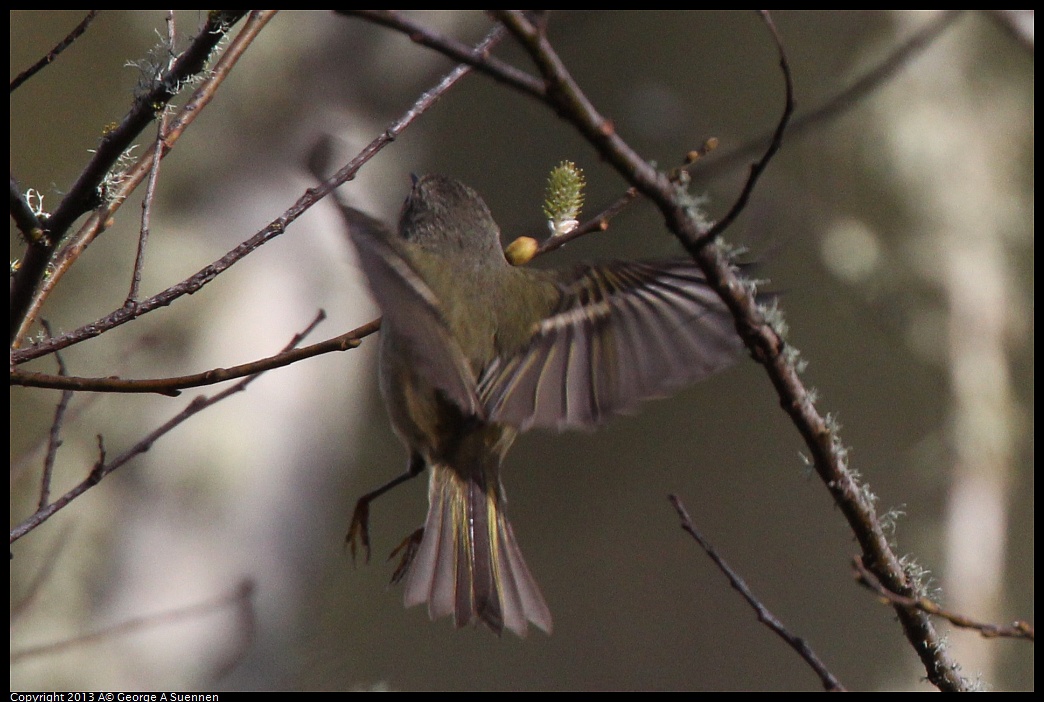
<box><xmin>10</xmin><ymin>10</ymin><xmax>1033</xmax><ymax>691</ymax></box>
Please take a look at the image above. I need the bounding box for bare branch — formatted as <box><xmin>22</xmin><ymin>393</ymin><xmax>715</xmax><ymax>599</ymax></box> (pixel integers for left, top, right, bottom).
<box><xmin>126</xmin><ymin>12</ymin><xmax>176</xmax><ymax>305</ymax></box>
<box><xmin>694</xmin><ymin>11</ymin><xmax>794</xmax><ymax>248</ymax></box>
<box><xmin>689</xmin><ymin>10</ymin><xmax>966</xmax><ymax>189</ymax></box>
<box><xmin>339</xmin><ymin>10</ymin><xmax>546</xmax><ymax>98</ymax></box>
<box><xmin>9</xmin><ymin>10</ymin><xmax>101</xmax><ymax>93</ymax></box>
<box><xmin>11</xmin><ymin>318</ymin><xmax>379</xmax><ymax>396</ymax></box>
<box><xmin>37</xmin><ymin>320</ymin><xmax>72</xmax><ymax>510</ymax></box>
<box><xmin>670</xmin><ymin>495</ymin><xmax>846</xmax><ymax>692</ymax></box>
<box><xmin>853</xmin><ymin>557</ymin><xmax>1035</xmax><ymax>642</ymax></box>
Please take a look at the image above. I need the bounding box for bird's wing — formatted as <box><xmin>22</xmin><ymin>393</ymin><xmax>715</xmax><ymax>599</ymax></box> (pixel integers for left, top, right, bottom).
<box><xmin>347</xmin><ymin>212</ymin><xmax>483</xmax><ymax>418</ymax></box>
<box><xmin>479</xmin><ymin>259</ymin><xmax>749</xmax><ymax>431</ymax></box>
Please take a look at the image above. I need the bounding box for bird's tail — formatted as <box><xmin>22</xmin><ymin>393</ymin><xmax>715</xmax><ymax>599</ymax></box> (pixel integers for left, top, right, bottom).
<box><xmin>402</xmin><ymin>464</ymin><xmax>552</xmax><ymax>636</ymax></box>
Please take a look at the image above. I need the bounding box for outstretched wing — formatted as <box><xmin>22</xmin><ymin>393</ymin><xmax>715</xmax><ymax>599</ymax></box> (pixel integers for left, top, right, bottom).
<box><xmin>480</xmin><ymin>259</ymin><xmax>747</xmax><ymax>431</ymax></box>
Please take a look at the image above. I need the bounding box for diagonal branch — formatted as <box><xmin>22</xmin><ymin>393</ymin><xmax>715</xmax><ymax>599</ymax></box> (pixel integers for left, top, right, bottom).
<box><xmin>336</xmin><ymin>10</ymin><xmax>546</xmax><ymax>98</ymax></box>
<box><xmin>9</xmin><ymin>10</ymin><xmax>101</xmax><ymax>93</ymax></box>
<box><xmin>671</xmin><ymin>495</ymin><xmax>846</xmax><ymax>692</ymax></box>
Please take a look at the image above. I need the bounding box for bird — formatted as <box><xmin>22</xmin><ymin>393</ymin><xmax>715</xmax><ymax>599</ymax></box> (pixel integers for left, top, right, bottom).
<box><xmin>343</xmin><ymin>173</ymin><xmax>755</xmax><ymax>637</ymax></box>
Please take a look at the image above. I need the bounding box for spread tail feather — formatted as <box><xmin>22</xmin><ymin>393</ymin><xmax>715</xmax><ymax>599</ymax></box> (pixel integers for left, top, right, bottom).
<box><xmin>402</xmin><ymin>465</ymin><xmax>552</xmax><ymax>636</ymax></box>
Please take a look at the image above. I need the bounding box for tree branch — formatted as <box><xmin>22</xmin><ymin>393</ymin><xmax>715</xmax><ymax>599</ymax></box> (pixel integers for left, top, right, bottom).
<box><xmin>10</xmin><ymin>319</ymin><xmax>379</xmax><ymax>396</ymax></box>
<box><xmin>853</xmin><ymin>557</ymin><xmax>1034</xmax><ymax>642</ymax></box>
<box><xmin>9</xmin><ymin>10</ymin><xmax>101</xmax><ymax>93</ymax></box>
<box><xmin>336</xmin><ymin>10</ymin><xmax>546</xmax><ymax>98</ymax></box>
<box><xmin>671</xmin><ymin>495</ymin><xmax>846</xmax><ymax>692</ymax></box>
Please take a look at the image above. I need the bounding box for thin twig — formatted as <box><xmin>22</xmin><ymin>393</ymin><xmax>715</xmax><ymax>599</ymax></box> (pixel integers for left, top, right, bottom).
<box><xmin>853</xmin><ymin>557</ymin><xmax>1034</xmax><ymax>642</ymax></box>
<box><xmin>11</xmin><ymin>319</ymin><xmax>379</xmax><ymax>396</ymax></box>
<box><xmin>126</xmin><ymin>12</ymin><xmax>175</xmax><ymax>306</ymax></box>
<box><xmin>126</xmin><ymin>111</ymin><xmax>165</xmax><ymax>305</ymax></box>
<box><xmin>534</xmin><ymin>187</ymin><xmax>639</xmax><ymax>257</ymax></box>
<box><xmin>10</xmin><ymin>10</ymin><xmax>101</xmax><ymax>92</ymax></box>
<box><xmin>670</xmin><ymin>495</ymin><xmax>846</xmax><ymax>692</ymax></box>
<box><xmin>37</xmin><ymin>320</ymin><xmax>72</xmax><ymax>510</ymax></box>
<box><xmin>694</xmin><ymin>11</ymin><xmax>793</xmax><ymax>248</ymax></box>
<box><xmin>688</xmin><ymin>11</ymin><xmax>966</xmax><ymax>189</ymax></box>
<box><xmin>338</xmin><ymin>10</ymin><xmax>546</xmax><ymax>98</ymax></box>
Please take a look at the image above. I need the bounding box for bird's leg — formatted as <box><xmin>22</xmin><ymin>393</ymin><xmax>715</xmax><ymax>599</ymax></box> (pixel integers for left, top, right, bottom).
<box><xmin>346</xmin><ymin>452</ymin><xmax>426</xmax><ymax>564</ymax></box>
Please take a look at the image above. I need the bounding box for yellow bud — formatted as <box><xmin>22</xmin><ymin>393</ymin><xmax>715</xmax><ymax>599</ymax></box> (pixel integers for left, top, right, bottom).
<box><xmin>505</xmin><ymin>236</ymin><xmax>539</xmax><ymax>266</ymax></box>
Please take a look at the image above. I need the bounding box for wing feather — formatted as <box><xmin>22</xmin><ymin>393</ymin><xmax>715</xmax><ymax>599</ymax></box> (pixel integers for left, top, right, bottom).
<box><xmin>481</xmin><ymin>260</ymin><xmax>750</xmax><ymax>430</ymax></box>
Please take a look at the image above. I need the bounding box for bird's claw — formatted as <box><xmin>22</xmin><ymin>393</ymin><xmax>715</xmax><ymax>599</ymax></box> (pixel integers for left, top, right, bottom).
<box><xmin>346</xmin><ymin>499</ymin><xmax>372</xmax><ymax>565</ymax></box>
<box><xmin>389</xmin><ymin>528</ymin><xmax>425</xmax><ymax>585</ymax></box>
